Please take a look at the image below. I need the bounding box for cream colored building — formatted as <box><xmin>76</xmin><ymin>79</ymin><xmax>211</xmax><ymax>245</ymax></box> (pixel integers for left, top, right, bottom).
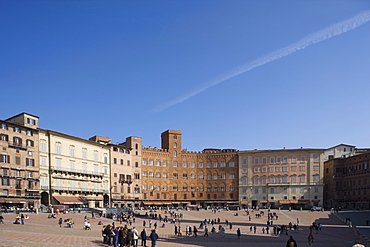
<box><xmin>39</xmin><ymin>129</ymin><xmax>110</xmax><ymax>208</ymax></box>
<box><xmin>89</xmin><ymin>136</ymin><xmax>142</xmax><ymax>208</ymax></box>
<box><xmin>238</xmin><ymin>148</ymin><xmax>325</xmax><ymax>210</ymax></box>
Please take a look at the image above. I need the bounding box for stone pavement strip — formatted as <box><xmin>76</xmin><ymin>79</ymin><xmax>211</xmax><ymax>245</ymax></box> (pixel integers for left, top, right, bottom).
<box><xmin>0</xmin><ymin>210</ymin><xmax>361</xmax><ymax>247</ymax></box>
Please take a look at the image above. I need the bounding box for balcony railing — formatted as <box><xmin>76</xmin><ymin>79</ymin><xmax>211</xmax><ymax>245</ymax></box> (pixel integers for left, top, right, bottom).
<box><xmin>51</xmin><ymin>186</ymin><xmax>106</xmax><ymax>194</ymax></box>
<box><xmin>50</xmin><ymin>166</ymin><xmax>105</xmax><ymax>177</ymax></box>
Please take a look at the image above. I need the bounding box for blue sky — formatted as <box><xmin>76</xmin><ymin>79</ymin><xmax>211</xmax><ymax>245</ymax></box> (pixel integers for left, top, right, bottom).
<box><xmin>1</xmin><ymin>0</ymin><xmax>370</xmax><ymax>151</ymax></box>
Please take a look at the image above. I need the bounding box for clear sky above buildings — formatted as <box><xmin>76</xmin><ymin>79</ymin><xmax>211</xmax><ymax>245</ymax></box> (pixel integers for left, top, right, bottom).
<box><xmin>1</xmin><ymin>1</ymin><xmax>370</xmax><ymax>151</ymax></box>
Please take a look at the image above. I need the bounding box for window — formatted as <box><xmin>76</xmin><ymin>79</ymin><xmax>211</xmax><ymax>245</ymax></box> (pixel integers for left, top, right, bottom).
<box><xmin>314</xmin><ymin>156</ymin><xmax>319</xmax><ymax>163</ymax></box>
<box><xmin>199</xmin><ymin>163</ymin><xmax>204</xmax><ymax>168</ymax></box>
<box><xmin>300</xmin><ymin>175</ymin><xmax>306</xmax><ymax>183</ymax></box>
<box><xmin>120</xmin><ymin>159</ymin><xmax>124</xmax><ymax>165</ymax></box>
<box><xmin>220</xmin><ymin>162</ymin><xmax>226</xmax><ymax>167</ymax></box>
<box><xmin>162</xmin><ymin>173</ymin><xmax>167</xmax><ymax>178</ymax></box>
<box><xmin>262</xmin><ymin>176</ymin><xmax>267</xmax><ymax>184</ymax></box>
<box><xmin>276</xmin><ymin>167</ymin><xmax>281</xmax><ymax>172</ymax></box>
<box><xmin>254</xmin><ymin>158</ymin><xmax>259</xmax><ymax>164</ymax></box>
<box><xmin>269</xmin><ymin>176</ymin><xmax>275</xmax><ymax>183</ymax></box>
<box><xmin>2</xmin><ymin>178</ymin><xmax>9</xmax><ymax>186</ymax></box>
<box><xmin>127</xmin><ymin>160</ymin><xmax>130</xmax><ymax>166</ymax></box>
<box><xmin>27</xmin><ymin>118</ymin><xmax>36</xmax><ymax>125</ymax></box>
<box><xmin>173</xmin><ymin>143</ymin><xmax>177</xmax><ymax>148</ymax></box>
<box><xmin>254</xmin><ymin>168</ymin><xmax>259</xmax><ymax>172</ymax></box>
<box><xmin>148</xmin><ymin>160</ymin><xmax>153</xmax><ymax>166</ymax></box>
<box><xmin>183</xmin><ymin>173</ymin><xmax>188</xmax><ymax>179</ymax></box>
<box><xmin>26</xmin><ymin>158</ymin><xmax>34</xmax><ymax>167</ymax></box>
<box><xmin>313</xmin><ymin>174</ymin><xmax>319</xmax><ymax>183</ymax></box>
<box><xmin>1</xmin><ymin>155</ymin><xmax>10</xmax><ymax>163</ymax></box>
<box><xmin>229</xmin><ymin>162</ymin><xmax>235</xmax><ymax>167</ymax></box>
<box><xmin>269</xmin><ymin>167</ymin><xmax>275</xmax><ymax>172</ymax></box>
<box><xmin>291</xmin><ymin>175</ymin><xmax>297</xmax><ymax>183</ymax></box>
<box><xmin>270</xmin><ymin>157</ymin><xmax>275</xmax><ymax>163</ymax></box>
<box><xmin>207</xmin><ymin>174</ymin><xmax>212</xmax><ymax>180</ymax></box>
<box><xmin>213</xmin><ymin>174</ymin><xmax>218</xmax><ymax>180</ymax></box>
<box><xmin>173</xmin><ymin>173</ymin><xmax>178</xmax><ymax>179</ymax></box>
<box><xmin>314</xmin><ymin>187</ymin><xmax>319</xmax><ymax>193</ymax></box>
<box><xmin>292</xmin><ymin>156</ymin><xmax>297</xmax><ymax>163</ymax></box>
<box><xmin>41</xmin><ymin>157</ymin><xmax>47</xmax><ymax>166</ymax></box>
<box><xmin>313</xmin><ymin>166</ymin><xmax>319</xmax><ymax>171</ymax></box>
<box><xmin>142</xmin><ymin>160</ymin><xmax>147</xmax><ymax>165</ymax></box>
<box><xmin>70</xmin><ymin>161</ymin><xmax>75</xmax><ymax>172</ymax></box>
<box><xmin>229</xmin><ymin>174</ymin><xmax>235</xmax><ymax>179</ymax></box>
<box><xmin>82</xmin><ymin>149</ymin><xmax>87</xmax><ymax>159</ymax></box>
<box><xmin>113</xmin><ymin>158</ymin><xmax>117</xmax><ymax>164</ymax></box>
<box><xmin>254</xmin><ymin>176</ymin><xmax>259</xmax><ymax>184</ymax></box>
<box><xmin>26</xmin><ymin>130</ymin><xmax>33</xmax><ymax>136</ymax></box>
<box><xmin>213</xmin><ymin>163</ymin><xmax>217</xmax><ymax>168</ymax></box>
<box><xmin>283</xmin><ymin>176</ymin><xmax>288</xmax><ymax>183</ymax></box>
<box><xmin>190</xmin><ymin>163</ymin><xmax>195</xmax><ymax>168</ymax></box>
<box><xmin>283</xmin><ymin>156</ymin><xmax>288</xmax><ymax>163</ymax></box>
<box><xmin>28</xmin><ymin>171</ymin><xmax>33</xmax><ymax>178</ymax></box>
<box><xmin>207</xmin><ymin>163</ymin><xmax>211</xmax><ymax>168</ymax></box>
<box><xmin>191</xmin><ymin>174</ymin><xmax>196</xmax><ymax>179</ymax></box>
<box><xmin>270</xmin><ymin>188</ymin><xmax>275</xmax><ymax>194</ymax></box>
<box><xmin>55</xmin><ymin>143</ymin><xmax>62</xmax><ymax>155</ymax></box>
<box><xmin>276</xmin><ymin>176</ymin><xmax>281</xmax><ymax>183</ymax></box>
<box><xmin>182</xmin><ymin>163</ymin><xmax>187</xmax><ymax>168</ymax></box>
<box><xmin>156</xmin><ymin>173</ymin><xmax>161</xmax><ymax>178</ymax></box>
<box><xmin>254</xmin><ymin>188</ymin><xmax>259</xmax><ymax>194</ymax></box>
<box><xmin>13</xmin><ymin>137</ymin><xmax>22</xmax><ymax>146</ymax></box>
<box><xmin>93</xmin><ymin>151</ymin><xmax>98</xmax><ymax>161</ymax></box>
<box><xmin>142</xmin><ymin>172</ymin><xmax>148</xmax><ymax>177</ymax></box>
<box><xmin>291</xmin><ymin>166</ymin><xmax>297</xmax><ymax>171</ymax></box>
<box><xmin>1</xmin><ymin>124</ymin><xmax>8</xmax><ymax>130</ymax></box>
<box><xmin>174</xmin><ymin>151</ymin><xmax>177</xmax><ymax>157</ymax></box>
<box><xmin>300</xmin><ymin>156</ymin><xmax>305</xmax><ymax>162</ymax></box>
<box><xmin>14</xmin><ymin>127</ymin><xmax>21</xmax><ymax>133</ymax></box>
<box><xmin>199</xmin><ymin>174</ymin><xmax>204</xmax><ymax>179</ymax></box>
<box><xmin>220</xmin><ymin>173</ymin><xmax>226</xmax><ymax>179</ymax></box>
<box><xmin>0</xmin><ymin>134</ymin><xmax>8</xmax><ymax>141</ymax></box>
<box><xmin>276</xmin><ymin>157</ymin><xmax>281</xmax><ymax>163</ymax></box>
<box><xmin>69</xmin><ymin>146</ymin><xmax>75</xmax><ymax>157</ymax></box>
<box><xmin>173</xmin><ymin>186</ymin><xmax>178</xmax><ymax>191</ymax></box>
<box><xmin>156</xmin><ymin>161</ymin><xmax>160</xmax><ymax>166</ymax></box>
<box><xmin>148</xmin><ymin>172</ymin><xmax>154</xmax><ymax>178</ymax></box>
<box><xmin>3</xmin><ymin>189</ymin><xmax>8</xmax><ymax>196</ymax></box>
<box><xmin>283</xmin><ymin>166</ymin><xmax>288</xmax><ymax>172</ymax></box>
<box><xmin>173</xmin><ymin>162</ymin><xmax>178</xmax><ymax>167</ymax></box>
<box><xmin>300</xmin><ymin>166</ymin><xmax>306</xmax><ymax>171</ymax></box>
<box><xmin>262</xmin><ymin>157</ymin><xmax>267</xmax><ymax>164</ymax></box>
<box><xmin>243</xmin><ymin>159</ymin><xmax>247</xmax><ymax>165</ymax></box>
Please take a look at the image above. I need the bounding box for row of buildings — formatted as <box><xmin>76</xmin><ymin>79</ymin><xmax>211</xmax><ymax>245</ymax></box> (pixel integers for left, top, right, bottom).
<box><xmin>1</xmin><ymin>112</ymin><xmax>369</xmax><ymax>211</ymax></box>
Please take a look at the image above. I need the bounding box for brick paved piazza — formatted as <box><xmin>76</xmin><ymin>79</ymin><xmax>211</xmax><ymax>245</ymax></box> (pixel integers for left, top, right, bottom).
<box><xmin>0</xmin><ymin>209</ymin><xmax>360</xmax><ymax>247</ymax></box>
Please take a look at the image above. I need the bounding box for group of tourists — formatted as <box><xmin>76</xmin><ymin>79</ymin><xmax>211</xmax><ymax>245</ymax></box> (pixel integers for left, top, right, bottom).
<box><xmin>102</xmin><ymin>224</ymin><xmax>159</xmax><ymax>247</ymax></box>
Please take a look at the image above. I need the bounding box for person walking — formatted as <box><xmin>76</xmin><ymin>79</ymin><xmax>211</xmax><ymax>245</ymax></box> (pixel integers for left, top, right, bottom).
<box><xmin>204</xmin><ymin>226</ymin><xmax>209</xmax><ymax>237</ymax></box>
<box><xmin>0</xmin><ymin>214</ymin><xmax>4</xmax><ymax>224</ymax></box>
<box><xmin>149</xmin><ymin>229</ymin><xmax>159</xmax><ymax>247</ymax></box>
<box><xmin>308</xmin><ymin>233</ymin><xmax>314</xmax><ymax>247</ymax></box>
<box><xmin>140</xmin><ymin>228</ymin><xmax>147</xmax><ymax>247</ymax></box>
<box><xmin>237</xmin><ymin>228</ymin><xmax>241</xmax><ymax>239</ymax></box>
<box><xmin>58</xmin><ymin>217</ymin><xmax>63</xmax><ymax>227</ymax></box>
<box><xmin>132</xmin><ymin>227</ymin><xmax>139</xmax><ymax>247</ymax></box>
<box><xmin>286</xmin><ymin>235</ymin><xmax>297</xmax><ymax>247</ymax></box>
<box><xmin>20</xmin><ymin>214</ymin><xmax>25</xmax><ymax>224</ymax></box>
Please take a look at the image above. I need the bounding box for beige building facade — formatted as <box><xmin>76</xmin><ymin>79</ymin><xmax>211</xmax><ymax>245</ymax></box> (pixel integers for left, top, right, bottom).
<box><xmin>90</xmin><ymin>136</ymin><xmax>142</xmax><ymax>208</ymax></box>
<box><xmin>238</xmin><ymin>148</ymin><xmax>325</xmax><ymax>209</ymax></box>
<box><xmin>0</xmin><ymin>113</ymin><xmax>40</xmax><ymax>210</ymax></box>
<box><xmin>39</xmin><ymin>129</ymin><xmax>110</xmax><ymax>208</ymax></box>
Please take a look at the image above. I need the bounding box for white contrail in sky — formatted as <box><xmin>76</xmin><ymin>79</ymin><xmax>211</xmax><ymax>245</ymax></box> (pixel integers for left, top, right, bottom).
<box><xmin>153</xmin><ymin>9</ymin><xmax>370</xmax><ymax>112</ymax></box>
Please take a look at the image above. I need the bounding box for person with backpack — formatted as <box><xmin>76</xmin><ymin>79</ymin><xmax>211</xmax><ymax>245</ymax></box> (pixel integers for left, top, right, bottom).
<box><xmin>286</xmin><ymin>235</ymin><xmax>297</xmax><ymax>247</ymax></box>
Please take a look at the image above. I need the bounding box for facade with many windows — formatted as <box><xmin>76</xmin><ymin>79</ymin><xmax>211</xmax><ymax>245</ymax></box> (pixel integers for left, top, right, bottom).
<box><xmin>90</xmin><ymin>135</ymin><xmax>143</xmax><ymax>208</ymax></box>
<box><xmin>141</xmin><ymin>130</ymin><xmax>239</xmax><ymax>208</ymax></box>
<box><xmin>238</xmin><ymin>148</ymin><xmax>325</xmax><ymax>209</ymax></box>
<box><xmin>324</xmin><ymin>152</ymin><xmax>370</xmax><ymax>210</ymax></box>
<box><xmin>39</xmin><ymin>129</ymin><xmax>111</xmax><ymax>208</ymax></box>
<box><xmin>0</xmin><ymin>113</ymin><xmax>40</xmax><ymax>210</ymax></box>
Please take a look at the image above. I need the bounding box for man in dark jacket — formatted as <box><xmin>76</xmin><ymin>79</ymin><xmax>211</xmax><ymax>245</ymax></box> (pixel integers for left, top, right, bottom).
<box><xmin>286</xmin><ymin>235</ymin><xmax>297</xmax><ymax>247</ymax></box>
<box><xmin>141</xmin><ymin>228</ymin><xmax>147</xmax><ymax>247</ymax></box>
<box><xmin>149</xmin><ymin>229</ymin><xmax>159</xmax><ymax>247</ymax></box>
